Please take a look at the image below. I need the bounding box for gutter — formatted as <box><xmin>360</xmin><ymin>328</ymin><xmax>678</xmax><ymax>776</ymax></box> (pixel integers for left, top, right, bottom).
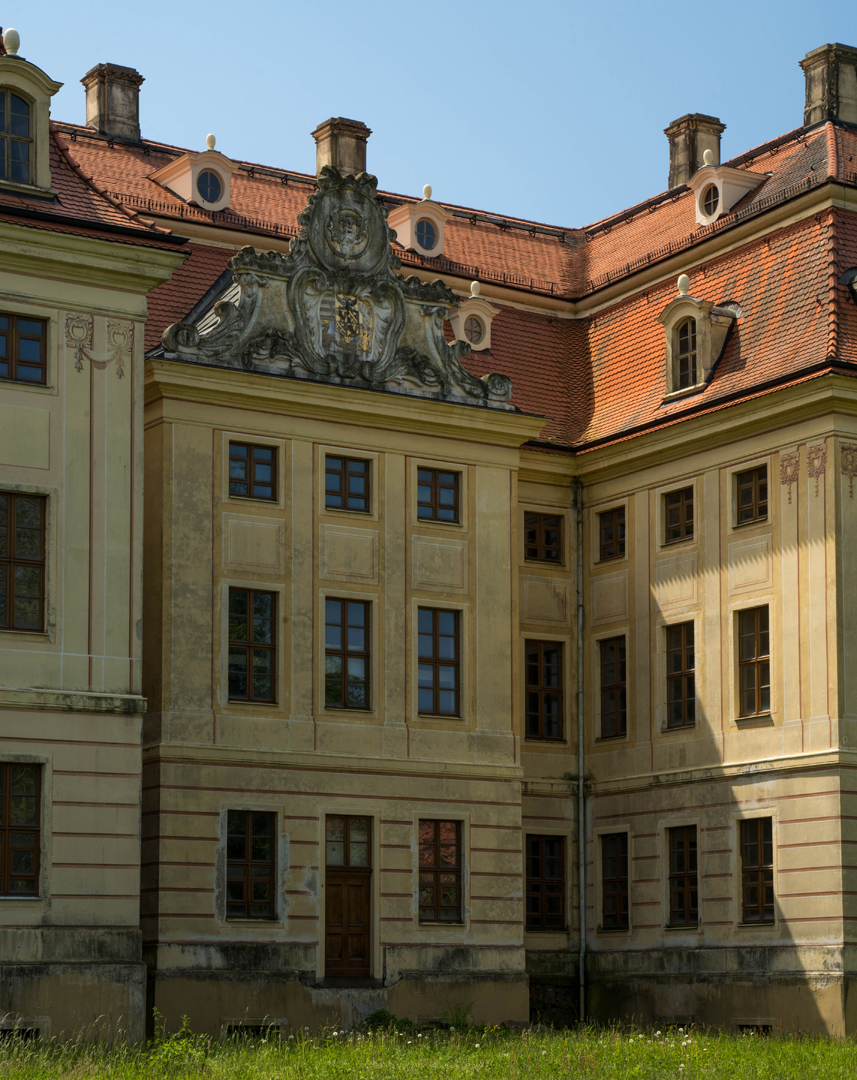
<box><xmin>0</xmin><ymin>201</ymin><xmax>188</xmax><ymax>244</ymax></box>
<box><xmin>574</xmin><ymin>476</ymin><xmax>586</xmax><ymax>1022</ymax></box>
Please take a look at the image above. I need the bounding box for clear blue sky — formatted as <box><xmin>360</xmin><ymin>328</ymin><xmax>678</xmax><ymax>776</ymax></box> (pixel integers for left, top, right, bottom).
<box><xmin>11</xmin><ymin>1</ymin><xmax>856</xmax><ymax>227</ymax></box>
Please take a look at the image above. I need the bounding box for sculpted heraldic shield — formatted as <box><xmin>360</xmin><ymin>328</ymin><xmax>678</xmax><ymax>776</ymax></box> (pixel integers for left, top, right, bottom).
<box><xmin>160</xmin><ymin>166</ymin><xmax>514</xmax><ymax>409</ymax></box>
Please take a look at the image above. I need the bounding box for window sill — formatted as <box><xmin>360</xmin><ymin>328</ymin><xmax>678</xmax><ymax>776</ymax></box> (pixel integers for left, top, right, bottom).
<box><xmin>596</xmin><ymin>925</ymin><xmax>630</xmax><ymax>934</ymax></box>
<box><xmin>418</xmin><ymin>920</ymin><xmax>465</xmax><ymax>927</ymax></box>
<box><xmin>735</xmin><ymin>712</ymin><xmax>773</xmax><ymax>728</ymax></box>
<box><xmin>0</xmin><ymin>377</ymin><xmax>50</xmax><ymax>390</ymax></box>
<box><xmin>228</xmin><ymin>494</ymin><xmax>279</xmax><ymax>505</ymax></box>
<box><xmin>737</xmin><ymin>921</ymin><xmax>776</xmax><ymax>929</ymax></box>
<box><xmin>732</xmin><ymin>517</ymin><xmax>769</xmax><ymax>530</ymax></box>
<box><xmin>323</xmin><ymin>706</ymin><xmax>374</xmax><ymax>716</ymax></box>
<box><xmin>0</xmin><ymin>895</ymin><xmax>43</xmax><ymax>901</ymax></box>
<box><xmin>595</xmin><ymin>733</ymin><xmax>628</xmax><ymax>743</ymax></box>
<box><xmin>0</xmin><ymin>180</ymin><xmax>57</xmax><ymax>199</ymax></box>
<box><xmin>323</xmin><ymin>506</ymin><xmax>373</xmax><ymax>516</ymax></box>
<box><xmin>226</xmin><ymin>917</ymin><xmax>281</xmax><ymax>925</ymax></box>
<box><xmin>523</xmin><ymin>558</ymin><xmax>566</xmax><ymax>568</ymax></box>
<box><xmin>525</xmin><ymin>925</ymin><xmax>569</xmax><ymax>933</ymax></box>
<box><xmin>661</xmin><ymin>535</ymin><xmax>695</xmax><ymax>548</ymax></box>
<box><xmin>660</xmin><ymin>723</ymin><xmax>696</xmax><ymax>734</ymax></box>
<box><xmin>664</xmin><ymin>922</ymin><xmax>700</xmax><ymax>931</ymax></box>
<box><xmin>662</xmin><ymin>385</ymin><xmax>705</xmax><ymax>404</ymax></box>
<box><xmin>227</xmin><ymin>699</ymin><xmax>278</xmax><ymax>707</ymax></box>
<box><xmin>417</xmin><ymin>713</ymin><xmax>463</xmax><ymax>721</ymax></box>
<box><xmin>524</xmin><ymin>737</ymin><xmax>567</xmax><ymax>745</ymax></box>
<box><xmin>596</xmin><ymin>554</ymin><xmax>626</xmax><ymax>565</ymax></box>
<box><xmin>415</xmin><ymin>518</ymin><xmax>463</xmax><ymax>529</ymax></box>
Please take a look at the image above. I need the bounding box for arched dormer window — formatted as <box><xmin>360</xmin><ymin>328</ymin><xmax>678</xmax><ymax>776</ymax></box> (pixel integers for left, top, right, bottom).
<box><xmin>675</xmin><ymin>318</ymin><xmax>697</xmax><ymax>389</ymax></box>
<box><xmin>0</xmin><ymin>89</ymin><xmax>32</xmax><ymax>185</ymax></box>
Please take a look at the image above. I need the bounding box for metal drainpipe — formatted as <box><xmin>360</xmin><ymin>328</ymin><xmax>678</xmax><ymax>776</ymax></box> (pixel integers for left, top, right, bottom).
<box><xmin>574</xmin><ymin>476</ymin><xmax>586</xmax><ymax>1023</ymax></box>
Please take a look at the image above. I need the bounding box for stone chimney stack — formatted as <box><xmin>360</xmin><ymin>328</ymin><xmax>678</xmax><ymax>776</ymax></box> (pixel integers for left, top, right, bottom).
<box><xmin>311</xmin><ymin>117</ymin><xmax>371</xmax><ymax>176</ymax></box>
<box><xmin>81</xmin><ymin>63</ymin><xmax>144</xmax><ymax>141</ymax></box>
<box><xmin>800</xmin><ymin>43</ymin><xmax>857</xmax><ymax>126</ymax></box>
<box><xmin>664</xmin><ymin>113</ymin><xmax>726</xmax><ymax>189</ymax></box>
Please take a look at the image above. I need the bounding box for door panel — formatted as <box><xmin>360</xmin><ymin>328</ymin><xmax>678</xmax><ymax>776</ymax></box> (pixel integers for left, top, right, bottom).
<box><xmin>325</xmin><ymin>871</ymin><xmax>370</xmax><ymax>976</ymax></box>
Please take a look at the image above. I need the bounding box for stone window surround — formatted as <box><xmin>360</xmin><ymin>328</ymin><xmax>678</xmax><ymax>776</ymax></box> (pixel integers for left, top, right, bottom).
<box><xmin>658</xmin><ymin>293</ymin><xmax>736</xmax><ymax>399</ymax></box>
<box><xmin>0</xmin><ymin>483</ymin><xmax>58</xmax><ymax>645</ymax></box>
<box><xmin>727</xmin><ymin>595</ymin><xmax>775</xmax><ymax>726</ymax></box>
<box><xmin>0</xmin><ymin>753</ymin><xmax>52</xmax><ymax>906</ymax></box>
<box><xmin>731</xmin><ymin>809</ymin><xmax>778</xmax><ymax>931</ymax></box>
<box><xmin>592</xmin><ymin>824</ymin><xmax>631</xmax><ymax>933</ymax></box>
<box><xmin>410</xmin><ymin>809</ymin><xmax>470</xmax><ymax>932</ymax></box>
<box><xmin>318</xmin><ymin>586</ymin><xmax>379</xmax><ymax>720</ymax></box>
<box><xmin>218</xmin><ymin>578</ymin><xmax>286</xmax><ymax>712</ymax></box>
<box><xmin>0</xmin><ymin>57</ymin><xmax>62</xmax><ymax>195</ymax></box>
<box><xmin>591</xmin><ymin>625</ymin><xmax>631</xmax><ymax>745</ymax></box>
<box><xmin>221</xmin><ymin>430</ymin><xmax>287</xmax><ymax>509</ymax></box>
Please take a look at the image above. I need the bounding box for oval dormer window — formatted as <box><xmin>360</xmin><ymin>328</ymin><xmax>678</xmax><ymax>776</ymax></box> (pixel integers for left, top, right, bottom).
<box><xmin>464</xmin><ymin>315</ymin><xmax>484</xmax><ymax>346</ymax></box>
<box><xmin>0</xmin><ymin>90</ymin><xmax>31</xmax><ymax>185</ymax></box>
<box><xmin>197</xmin><ymin>169</ymin><xmax>222</xmax><ymax>204</ymax></box>
<box><xmin>416</xmin><ymin>218</ymin><xmax>437</xmax><ymax>251</ymax></box>
<box><xmin>702</xmin><ymin>184</ymin><xmax>719</xmax><ymax>218</ymax></box>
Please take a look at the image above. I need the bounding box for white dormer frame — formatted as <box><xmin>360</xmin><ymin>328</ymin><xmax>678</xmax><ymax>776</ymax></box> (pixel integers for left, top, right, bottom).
<box><xmin>688</xmin><ymin>161</ymin><xmax>766</xmax><ymax>227</ymax></box>
<box><xmin>149</xmin><ymin>148</ymin><xmax>239</xmax><ymax>213</ymax></box>
<box><xmin>448</xmin><ymin>286</ymin><xmax>500</xmax><ymax>352</ymax></box>
<box><xmin>0</xmin><ymin>53</ymin><xmax>62</xmax><ymax>195</ymax></box>
<box><xmin>387</xmin><ymin>190</ymin><xmax>453</xmax><ymax>258</ymax></box>
<box><xmin>658</xmin><ymin>287</ymin><xmax>737</xmax><ymax>397</ymax></box>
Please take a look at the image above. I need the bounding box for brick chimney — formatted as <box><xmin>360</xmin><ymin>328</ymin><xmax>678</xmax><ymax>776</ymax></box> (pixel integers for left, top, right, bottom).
<box><xmin>311</xmin><ymin>117</ymin><xmax>371</xmax><ymax>176</ymax></box>
<box><xmin>664</xmin><ymin>113</ymin><xmax>726</xmax><ymax>189</ymax></box>
<box><xmin>81</xmin><ymin>63</ymin><xmax>144</xmax><ymax>141</ymax></box>
<box><xmin>800</xmin><ymin>43</ymin><xmax>857</xmax><ymax>125</ymax></box>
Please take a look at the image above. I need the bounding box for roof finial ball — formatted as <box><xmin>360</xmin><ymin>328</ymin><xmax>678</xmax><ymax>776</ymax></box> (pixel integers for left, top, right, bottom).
<box><xmin>677</xmin><ymin>274</ymin><xmax>691</xmax><ymax>296</ymax></box>
<box><xmin>206</xmin><ymin>134</ymin><xmax>216</xmax><ymax>151</ymax></box>
<box><xmin>3</xmin><ymin>28</ymin><xmax>20</xmax><ymax>57</ymax></box>
<box><xmin>470</xmin><ymin>281</ymin><xmax>481</xmax><ymax>298</ymax></box>
<box><xmin>703</xmin><ymin>148</ymin><xmax>715</xmax><ymax>167</ymax></box>
<box><xmin>422</xmin><ymin>184</ymin><xmax>432</xmax><ymax>201</ymax></box>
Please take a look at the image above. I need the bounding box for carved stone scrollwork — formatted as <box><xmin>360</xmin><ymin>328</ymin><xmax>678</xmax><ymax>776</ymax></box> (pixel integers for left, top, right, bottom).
<box><xmin>841</xmin><ymin>442</ymin><xmax>857</xmax><ymax>498</ymax></box>
<box><xmin>160</xmin><ymin>166</ymin><xmax>515</xmax><ymax>409</ymax></box>
<box><xmin>779</xmin><ymin>450</ymin><xmax>800</xmax><ymax>504</ymax></box>
<box><xmin>66</xmin><ymin>313</ymin><xmax>132</xmax><ymax>378</ymax></box>
<box><xmin>807</xmin><ymin>443</ymin><xmax>827</xmax><ymax>497</ymax></box>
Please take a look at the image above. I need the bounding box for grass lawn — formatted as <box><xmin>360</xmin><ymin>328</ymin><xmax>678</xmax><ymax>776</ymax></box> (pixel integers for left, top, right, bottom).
<box><xmin>2</xmin><ymin>1023</ymin><xmax>857</xmax><ymax>1079</ymax></box>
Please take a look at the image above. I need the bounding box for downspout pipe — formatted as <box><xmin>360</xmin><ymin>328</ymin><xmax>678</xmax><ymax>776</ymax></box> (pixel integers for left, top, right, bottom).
<box><xmin>574</xmin><ymin>476</ymin><xmax>585</xmax><ymax>1023</ymax></box>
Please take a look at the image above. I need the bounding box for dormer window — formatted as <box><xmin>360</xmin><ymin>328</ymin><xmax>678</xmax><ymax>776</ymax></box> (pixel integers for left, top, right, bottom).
<box><xmin>0</xmin><ymin>90</ymin><xmax>31</xmax><ymax>184</ymax></box>
<box><xmin>702</xmin><ymin>184</ymin><xmax>718</xmax><ymax>218</ymax></box>
<box><xmin>387</xmin><ymin>185</ymin><xmax>453</xmax><ymax>258</ymax></box>
<box><xmin>149</xmin><ymin>134</ymin><xmax>238</xmax><ymax>213</ymax></box>
<box><xmin>688</xmin><ymin>150</ymin><xmax>766</xmax><ymax>227</ymax></box>
<box><xmin>197</xmin><ymin>169</ymin><xmax>222</xmax><ymax>204</ymax></box>
<box><xmin>658</xmin><ymin>276</ymin><xmax>737</xmax><ymax>397</ymax></box>
<box><xmin>675</xmin><ymin>318</ymin><xmax>697</xmax><ymax>389</ymax></box>
<box><xmin>448</xmin><ymin>282</ymin><xmax>500</xmax><ymax>352</ymax></box>
<box><xmin>464</xmin><ymin>315</ymin><xmax>484</xmax><ymax>346</ymax></box>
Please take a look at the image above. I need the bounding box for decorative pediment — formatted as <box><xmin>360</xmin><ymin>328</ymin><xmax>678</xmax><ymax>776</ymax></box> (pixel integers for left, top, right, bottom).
<box><xmin>161</xmin><ymin>166</ymin><xmax>514</xmax><ymax>410</ymax></box>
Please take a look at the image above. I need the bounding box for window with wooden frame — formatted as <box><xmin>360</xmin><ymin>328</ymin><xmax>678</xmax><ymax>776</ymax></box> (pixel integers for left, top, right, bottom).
<box><xmin>741</xmin><ymin>817</ymin><xmax>774</xmax><ymax>924</ymax></box>
<box><xmin>0</xmin><ymin>763</ymin><xmax>40</xmax><ymax>896</ymax></box>
<box><xmin>227</xmin><ymin>588</ymin><xmax>276</xmax><ymax>703</ymax></box>
<box><xmin>668</xmin><ymin>825</ymin><xmax>698</xmax><ymax>926</ymax></box>
<box><xmin>666</xmin><ymin>622</ymin><xmax>695</xmax><ymax>729</ymax></box>
<box><xmin>664</xmin><ymin>487</ymin><xmax>693</xmax><ymax>544</ymax></box>
<box><xmin>736</xmin><ymin>466</ymin><xmax>767</xmax><ymax>525</ymax></box>
<box><xmin>417</xmin><ymin>608</ymin><xmax>459</xmax><ymax>716</ymax></box>
<box><xmin>0</xmin><ymin>492</ymin><xmax>46</xmax><ymax>632</ymax></box>
<box><xmin>525</xmin><ymin>835</ymin><xmax>564</xmax><ymax>929</ymax></box>
<box><xmin>599</xmin><ymin>637</ymin><xmax>627</xmax><ymax>738</ymax></box>
<box><xmin>325</xmin><ymin>815</ymin><xmax>371</xmax><ymax>868</ymax></box>
<box><xmin>598</xmin><ymin>507</ymin><xmax>625</xmax><ymax>561</ymax></box>
<box><xmin>525</xmin><ymin>640</ymin><xmax>563</xmax><ymax>740</ymax></box>
<box><xmin>417</xmin><ymin>468</ymin><xmax>459</xmax><ymax>523</ymax></box>
<box><xmin>524</xmin><ymin>512</ymin><xmax>562</xmax><ymax>563</ymax></box>
<box><xmin>226</xmin><ymin>810</ymin><xmax>275</xmax><ymax>919</ymax></box>
<box><xmin>0</xmin><ymin>91</ymin><xmax>32</xmax><ymax>186</ymax></box>
<box><xmin>601</xmin><ymin>833</ymin><xmax>628</xmax><ymax>930</ymax></box>
<box><xmin>324</xmin><ymin>598</ymin><xmax>370</xmax><ymax>709</ymax></box>
<box><xmin>418</xmin><ymin>819</ymin><xmax>462</xmax><ymax>923</ymax></box>
<box><xmin>738</xmin><ymin>606</ymin><xmax>770</xmax><ymax>717</ymax></box>
<box><xmin>0</xmin><ymin>315</ymin><xmax>46</xmax><ymax>384</ymax></box>
<box><xmin>325</xmin><ymin>456</ymin><xmax>370</xmax><ymax>513</ymax></box>
<box><xmin>674</xmin><ymin>318</ymin><xmax>697</xmax><ymax>389</ymax></box>
<box><xmin>228</xmin><ymin>443</ymin><xmax>276</xmax><ymax>501</ymax></box>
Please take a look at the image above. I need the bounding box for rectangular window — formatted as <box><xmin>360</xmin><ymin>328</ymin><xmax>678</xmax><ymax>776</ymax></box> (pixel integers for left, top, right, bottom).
<box><xmin>228</xmin><ymin>443</ymin><xmax>276</xmax><ymax>501</ymax></box>
<box><xmin>0</xmin><ymin>763</ymin><xmax>40</xmax><ymax>896</ymax></box>
<box><xmin>526</xmin><ymin>835</ymin><xmax>564</xmax><ymax>929</ymax></box>
<box><xmin>664</xmin><ymin>487</ymin><xmax>693</xmax><ymax>543</ymax></box>
<box><xmin>666</xmin><ymin>622</ymin><xmax>695</xmax><ymax>728</ymax></box>
<box><xmin>736</xmin><ymin>466</ymin><xmax>767</xmax><ymax>525</ymax></box>
<box><xmin>525</xmin><ymin>640</ymin><xmax>563</xmax><ymax>740</ymax></box>
<box><xmin>418</xmin><ymin>819</ymin><xmax>462</xmax><ymax>923</ymax></box>
<box><xmin>598</xmin><ymin>507</ymin><xmax>625</xmax><ymax>561</ymax></box>
<box><xmin>325</xmin><ymin>456</ymin><xmax>370</xmax><ymax>513</ymax></box>
<box><xmin>324</xmin><ymin>598</ymin><xmax>370</xmax><ymax>709</ymax></box>
<box><xmin>226</xmin><ymin>810</ymin><xmax>275</xmax><ymax>919</ymax></box>
<box><xmin>738</xmin><ymin>607</ymin><xmax>770</xmax><ymax>717</ymax></box>
<box><xmin>0</xmin><ymin>315</ymin><xmax>46</xmax><ymax>385</ymax></box>
<box><xmin>600</xmin><ymin>637</ymin><xmax>627</xmax><ymax>738</ymax></box>
<box><xmin>601</xmin><ymin>833</ymin><xmax>629</xmax><ymax>930</ymax></box>
<box><xmin>417</xmin><ymin>468</ymin><xmax>459</xmax><ymax>523</ymax></box>
<box><xmin>668</xmin><ymin>825</ymin><xmax>698</xmax><ymax>926</ymax></box>
<box><xmin>325</xmin><ymin>815</ymin><xmax>371</xmax><ymax>868</ymax></box>
<box><xmin>227</xmin><ymin>588</ymin><xmax>276</xmax><ymax>703</ymax></box>
<box><xmin>741</xmin><ymin>818</ymin><xmax>774</xmax><ymax>923</ymax></box>
<box><xmin>524</xmin><ymin>513</ymin><xmax>563</xmax><ymax>563</ymax></box>
<box><xmin>0</xmin><ymin>492</ymin><xmax>46</xmax><ymax>632</ymax></box>
<box><xmin>417</xmin><ymin>608</ymin><xmax>459</xmax><ymax>716</ymax></box>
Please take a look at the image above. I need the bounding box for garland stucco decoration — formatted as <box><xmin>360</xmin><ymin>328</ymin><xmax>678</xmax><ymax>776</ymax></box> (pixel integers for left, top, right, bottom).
<box><xmin>779</xmin><ymin>450</ymin><xmax>800</xmax><ymax>504</ymax></box>
<box><xmin>66</xmin><ymin>313</ymin><xmax>132</xmax><ymax>378</ymax></box>
<box><xmin>840</xmin><ymin>442</ymin><xmax>857</xmax><ymax>498</ymax></box>
<box><xmin>807</xmin><ymin>443</ymin><xmax>827</xmax><ymax>497</ymax></box>
<box><xmin>161</xmin><ymin>166</ymin><xmax>514</xmax><ymax>409</ymax></box>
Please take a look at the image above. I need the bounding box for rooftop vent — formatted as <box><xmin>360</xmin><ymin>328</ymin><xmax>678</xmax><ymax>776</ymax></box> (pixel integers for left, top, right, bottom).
<box><xmin>311</xmin><ymin>117</ymin><xmax>371</xmax><ymax>176</ymax></box>
<box><xmin>801</xmin><ymin>43</ymin><xmax>857</xmax><ymax>125</ymax></box>
<box><xmin>81</xmin><ymin>62</ymin><xmax>144</xmax><ymax>141</ymax></box>
<box><xmin>664</xmin><ymin>113</ymin><xmax>725</xmax><ymax>189</ymax></box>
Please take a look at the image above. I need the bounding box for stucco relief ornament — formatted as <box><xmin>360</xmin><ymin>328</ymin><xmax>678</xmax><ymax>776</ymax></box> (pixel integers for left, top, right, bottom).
<box><xmin>160</xmin><ymin>166</ymin><xmax>514</xmax><ymax>409</ymax></box>
<box><xmin>779</xmin><ymin>450</ymin><xmax>800</xmax><ymax>504</ymax></box>
<box><xmin>840</xmin><ymin>442</ymin><xmax>857</xmax><ymax>498</ymax></box>
<box><xmin>807</xmin><ymin>443</ymin><xmax>827</xmax><ymax>497</ymax></box>
<box><xmin>66</xmin><ymin>313</ymin><xmax>132</xmax><ymax>378</ymax></box>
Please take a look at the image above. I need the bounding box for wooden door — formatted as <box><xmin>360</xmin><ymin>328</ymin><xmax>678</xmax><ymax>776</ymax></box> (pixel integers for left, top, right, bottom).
<box><xmin>325</xmin><ymin>815</ymin><xmax>372</xmax><ymax>978</ymax></box>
